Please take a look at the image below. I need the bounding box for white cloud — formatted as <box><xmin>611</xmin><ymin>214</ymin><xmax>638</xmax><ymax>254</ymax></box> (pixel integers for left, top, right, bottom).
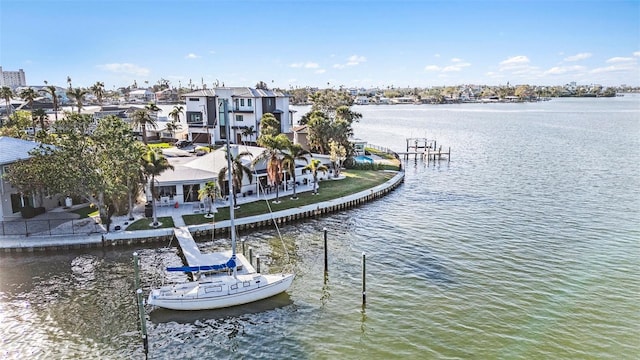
<box><xmin>185</xmin><ymin>53</ymin><xmax>200</xmax><ymax>59</ymax></box>
<box><xmin>347</xmin><ymin>55</ymin><xmax>366</xmax><ymax>65</ymax></box>
<box><xmin>424</xmin><ymin>58</ymin><xmax>470</xmax><ymax>73</ymax></box>
<box><xmin>499</xmin><ymin>55</ymin><xmax>530</xmax><ymax>69</ymax></box>
<box><xmin>634</xmin><ymin>51</ymin><xmax>640</xmax><ymax>57</ymax></box>
<box><xmin>544</xmin><ymin>65</ymin><xmax>586</xmax><ymax>75</ymax></box>
<box><xmin>606</xmin><ymin>57</ymin><xmax>634</xmax><ymax>63</ymax></box>
<box><xmin>333</xmin><ymin>55</ymin><xmax>367</xmax><ymax>69</ymax></box>
<box><xmin>290</xmin><ymin>62</ymin><xmax>320</xmax><ymax>69</ymax></box>
<box><xmin>564</xmin><ymin>52</ymin><xmax>592</xmax><ymax>62</ymax></box>
<box><xmin>97</xmin><ymin>63</ymin><xmax>150</xmax><ymax>76</ymax></box>
<box><xmin>315</xmin><ymin>69</ymin><xmax>326</xmax><ymax>74</ymax></box>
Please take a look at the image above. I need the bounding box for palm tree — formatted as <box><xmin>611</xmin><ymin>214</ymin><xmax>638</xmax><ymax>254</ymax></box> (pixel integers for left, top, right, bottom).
<box><xmin>39</xmin><ymin>85</ymin><xmax>59</xmax><ymax>122</ymax></box>
<box><xmin>130</xmin><ymin>109</ymin><xmax>157</xmax><ymax>144</ymax></box>
<box><xmin>1</xmin><ymin>86</ymin><xmax>13</xmax><ymax>123</ymax></box>
<box><xmin>166</xmin><ymin>120</ymin><xmax>181</xmax><ymax>141</ymax></box>
<box><xmin>66</xmin><ymin>87</ymin><xmax>89</xmax><ymax>113</ymax></box>
<box><xmin>217</xmin><ymin>147</ymin><xmax>253</xmax><ymax>208</ymax></box>
<box><xmin>90</xmin><ymin>81</ymin><xmax>105</xmax><ymax>105</ymax></box>
<box><xmin>254</xmin><ymin>134</ymin><xmax>289</xmax><ymax>203</ymax></box>
<box><xmin>168</xmin><ymin>105</ymin><xmax>183</xmax><ymax>123</ymax></box>
<box><xmin>303</xmin><ymin>158</ymin><xmax>328</xmax><ymax>195</ymax></box>
<box><xmin>168</xmin><ymin>105</ymin><xmax>184</xmax><ymax>140</ymax></box>
<box><xmin>141</xmin><ymin>149</ymin><xmax>174</xmax><ymax>227</ymax></box>
<box><xmin>32</xmin><ymin>108</ymin><xmax>48</xmax><ymax>132</ymax></box>
<box><xmin>19</xmin><ymin>87</ymin><xmax>37</xmax><ymax>112</ymax></box>
<box><xmin>241</xmin><ymin>125</ymin><xmax>256</xmax><ymax>145</ymax></box>
<box><xmin>282</xmin><ymin>142</ymin><xmax>310</xmax><ymax>200</ymax></box>
<box><xmin>66</xmin><ymin>76</ymin><xmax>72</xmax><ymax>89</ymax></box>
<box><xmin>198</xmin><ymin>180</ymin><xmax>219</xmax><ymax>217</ymax></box>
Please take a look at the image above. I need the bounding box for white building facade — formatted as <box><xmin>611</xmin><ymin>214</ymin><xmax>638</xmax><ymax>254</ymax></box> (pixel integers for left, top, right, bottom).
<box><xmin>183</xmin><ymin>87</ymin><xmax>292</xmax><ymax>145</ymax></box>
<box><xmin>0</xmin><ymin>67</ymin><xmax>26</xmax><ymax>88</ymax></box>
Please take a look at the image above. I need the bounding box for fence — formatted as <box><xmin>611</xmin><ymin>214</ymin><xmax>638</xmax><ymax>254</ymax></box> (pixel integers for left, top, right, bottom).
<box><xmin>1</xmin><ymin>218</ymin><xmax>104</xmax><ymax>237</ymax></box>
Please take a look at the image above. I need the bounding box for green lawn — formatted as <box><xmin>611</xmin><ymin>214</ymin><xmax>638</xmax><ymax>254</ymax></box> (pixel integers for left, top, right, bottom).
<box><xmin>125</xmin><ymin>216</ymin><xmax>175</xmax><ymax>230</ymax></box>
<box><xmin>183</xmin><ymin>170</ymin><xmax>396</xmax><ymax>225</ymax></box>
<box><xmin>72</xmin><ymin>206</ymin><xmax>99</xmax><ymax>218</ymax></box>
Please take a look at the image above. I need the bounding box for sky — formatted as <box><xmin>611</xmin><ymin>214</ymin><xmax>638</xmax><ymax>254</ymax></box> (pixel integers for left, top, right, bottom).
<box><xmin>1</xmin><ymin>0</ymin><xmax>639</xmax><ymax>90</ymax></box>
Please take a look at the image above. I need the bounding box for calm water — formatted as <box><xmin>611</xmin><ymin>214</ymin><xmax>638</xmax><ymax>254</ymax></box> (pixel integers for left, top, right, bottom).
<box><xmin>1</xmin><ymin>97</ymin><xmax>638</xmax><ymax>359</ymax></box>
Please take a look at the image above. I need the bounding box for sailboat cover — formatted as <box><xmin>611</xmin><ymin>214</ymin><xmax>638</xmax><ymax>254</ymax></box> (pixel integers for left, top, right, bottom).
<box><xmin>166</xmin><ymin>255</ymin><xmax>237</xmax><ymax>272</ymax></box>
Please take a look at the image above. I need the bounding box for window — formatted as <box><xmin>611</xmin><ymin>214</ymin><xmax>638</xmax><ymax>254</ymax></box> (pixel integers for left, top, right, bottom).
<box><xmin>235</xmin><ymin>115</ymin><xmax>243</xmax><ymax>122</ymax></box>
<box><xmin>248</xmin><ymin>99</ymin><xmax>252</xmax><ymax>107</ymax></box>
<box><xmin>188</xmin><ymin>98</ymin><xmax>200</xmax><ymax>101</ymax></box>
<box><xmin>186</xmin><ymin>111</ymin><xmax>203</xmax><ymax>124</ymax></box>
<box><xmin>240</xmin><ymin>99</ymin><xmax>245</xmax><ymax>106</ymax></box>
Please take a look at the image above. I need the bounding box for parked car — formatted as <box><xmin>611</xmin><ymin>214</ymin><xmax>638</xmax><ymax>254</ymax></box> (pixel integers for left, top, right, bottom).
<box><xmin>175</xmin><ymin>140</ymin><xmax>192</xmax><ymax>148</ymax></box>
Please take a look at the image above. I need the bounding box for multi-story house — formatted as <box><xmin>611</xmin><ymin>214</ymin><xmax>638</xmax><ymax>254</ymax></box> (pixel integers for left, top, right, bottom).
<box><xmin>182</xmin><ymin>87</ymin><xmax>292</xmax><ymax>145</ymax></box>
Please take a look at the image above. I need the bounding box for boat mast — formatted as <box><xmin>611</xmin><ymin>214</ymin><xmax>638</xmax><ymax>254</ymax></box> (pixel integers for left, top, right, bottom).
<box><xmin>222</xmin><ymin>99</ymin><xmax>237</xmax><ymax>278</ymax></box>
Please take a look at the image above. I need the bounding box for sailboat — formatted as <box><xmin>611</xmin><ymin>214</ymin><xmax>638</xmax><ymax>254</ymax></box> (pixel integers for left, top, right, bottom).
<box><xmin>147</xmin><ymin>99</ymin><xmax>294</xmax><ymax>311</ymax></box>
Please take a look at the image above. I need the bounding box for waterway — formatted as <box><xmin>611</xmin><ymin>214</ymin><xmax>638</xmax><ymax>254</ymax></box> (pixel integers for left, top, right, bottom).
<box><xmin>1</xmin><ymin>96</ymin><xmax>638</xmax><ymax>359</ymax></box>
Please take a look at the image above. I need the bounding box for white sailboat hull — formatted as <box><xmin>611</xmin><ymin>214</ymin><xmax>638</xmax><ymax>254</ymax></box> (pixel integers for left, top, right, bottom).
<box><xmin>148</xmin><ymin>273</ymin><xmax>294</xmax><ymax>311</ymax></box>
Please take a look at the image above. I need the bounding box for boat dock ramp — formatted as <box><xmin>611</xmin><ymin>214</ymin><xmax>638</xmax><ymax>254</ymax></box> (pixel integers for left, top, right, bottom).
<box><xmin>397</xmin><ymin>137</ymin><xmax>451</xmax><ymax>162</ymax></box>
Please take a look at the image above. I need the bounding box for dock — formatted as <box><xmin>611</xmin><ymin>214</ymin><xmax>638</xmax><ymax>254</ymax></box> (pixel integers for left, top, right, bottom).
<box><xmin>398</xmin><ymin>137</ymin><xmax>451</xmax><ymax>162</ymax></box>
<box><xmin>173</xmin><ymin>226</ymin><xmax>255</xmax><ymax>275</ymax></box>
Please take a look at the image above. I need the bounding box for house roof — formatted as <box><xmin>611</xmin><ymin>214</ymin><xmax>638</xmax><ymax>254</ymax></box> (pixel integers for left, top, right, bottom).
<box><xmin>0</xmin><ymin>137</ymin><xmax>42</xmax><ymax>165</ymax></box>
<box><xmin>155</xmin><ymin>145</ymin><xmax>268</xmax><ymax>185</ymax></box>
<box><xmin>182</xmin><ymin>87</ymin><xmax>289</xmax><ymax>99</ymax></box>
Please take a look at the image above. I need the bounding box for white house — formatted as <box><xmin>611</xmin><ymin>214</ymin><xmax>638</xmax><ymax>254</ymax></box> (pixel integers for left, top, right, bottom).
<box><xmin>129</xmin><ymin>89</ymin><xmax>156</xmax><ymax>103</ymax></box>
<box><xmin>0</xmin><ymin>137</ymin><xmax>60</xmax><ymax>221</ymax></box>
<box><xmin>153</xmin><ymin>145</ymin><xmax>331</xmax><ymax>207</ymax></box>
<box><xmin>182</xmin><ymin>87</ymin><xmax>293</xmax><ymax>145</ymax></box>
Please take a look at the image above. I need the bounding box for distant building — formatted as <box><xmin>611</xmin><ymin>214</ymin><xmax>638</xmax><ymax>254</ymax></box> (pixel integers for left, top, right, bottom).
<box><xmin>182</xmin><ymin>87</ymin><xmax>292</xmax><ymax>145</ymax></box>
<box><xmin>0</xmin><ymin>67</ymin><xmax>27</xmax><ymax>89</ymax></box>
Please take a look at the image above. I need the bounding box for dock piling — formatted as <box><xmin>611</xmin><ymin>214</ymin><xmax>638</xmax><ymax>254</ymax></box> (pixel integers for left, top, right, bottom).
<box><xmin>362</xmin><ymin>252</ymin><xmax>366</xmax><ymax>306</ymax></box>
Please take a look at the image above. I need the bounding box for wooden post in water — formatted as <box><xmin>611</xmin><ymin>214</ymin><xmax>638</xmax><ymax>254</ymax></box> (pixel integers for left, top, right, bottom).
<box><xmin>361</xmin><ymin>252</ymin><xmax>367</xmax><ymax>306</ymax></box>
<box><xmin>136</xmin><ymin>288</ymin><xmax>149</xmax><ymax>356</ymax></box>
<box><xmin>256</xmin><ymin>255</ymin><xmax>261</xmax><ymax>273</ymax></box>
<box><xmin>323</xmin><ymin>228</ymin><xmax>328</xmax><ymax>274</ymax></box>
<box><xmin>249</xmin><ymin>247</ymin><xmax>253</xmax><ymax>265</ymax></box>
<box><xmin>241</xmin><ymin>240</ymin><xmax>246</xmax><ymax>256</ymax></box>
<box><xmin>448</xmin><ymin>147</ymin><xmax>451</xmax><ymax>162</ymax></box>
<box><xmin>133</xmin><ymin>252</ymin><xmax>140</xmax><ymax>291</ymax></box>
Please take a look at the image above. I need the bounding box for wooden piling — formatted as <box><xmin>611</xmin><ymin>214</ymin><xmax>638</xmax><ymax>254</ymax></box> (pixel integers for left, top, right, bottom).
<box><xmin>323</xmin><ymin>228</ymin><xmax>328</xmax><ymax>274</ymax></box>
<box><xmin>362</xmin><ymin>252</ymin><xmax>366</xmax><ymax>306</ymax></box>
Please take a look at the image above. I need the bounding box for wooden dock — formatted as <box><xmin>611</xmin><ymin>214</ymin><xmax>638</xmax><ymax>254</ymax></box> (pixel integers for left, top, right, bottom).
<box><xmin>398</xmin><ymin>137</ymin><xmax>451</xmax><ymax>162</ymax></box>
<box><xmin>173</xmin><ymin>227</ymin><xmax>255</xmax><ymax>274</ymax></box>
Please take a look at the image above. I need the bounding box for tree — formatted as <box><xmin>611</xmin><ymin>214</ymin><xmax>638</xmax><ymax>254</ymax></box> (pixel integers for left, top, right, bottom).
<box><xmin>130</xmin><ymin>109</ymin><xmax>157</xmax><ymax>144</ymax></box>
<box><xmin>329</xmin><ymin>140</ymin><xmax>347</xmax><ymax>178</ymax></box>
<box><xmin>241</xmin><ymin>125</ymin><xmax>256</xmax><ymax>145</ymax></box>
<box><xmin>282</xmin><ymin>141</ymin><xmax>310</xmax><ymax>199</ymax></box>
<box><xmin>305</xmin><ymin>110</ymin><xmax>332</xmax><ymax>154</ymax></box>
<box><xmin>168</xmin><ymin>105</ymin><xmax>183</xmax><ymax>139</ymax></box>
<box><xmin>8</xmin><ymin>114</ymin><xmax>145</xmax><ymax>230</ymax></box>
<box><xmin>90</xmin><ymin>81</ymin><xmax>105</xmax><ymax>105</ymax></box>
<box><xmin>32</xmin><ymin>108</ymin><xmax>48</xmax><ymax>133</ymax></box>
<box><xmin>168</xmin><ymin>105</ymin><xmax>183</xmax><ymax>123</ymax></box>
<box><xmin>259</xmin><ymin>113</ymin><xmax>280</xmax><ymax>137</ymax></box>
<box><xmin>254</xmin><ymin>134</ymin><xmax>289</xmax><ymax>203</ymax></box>
<box><xmin>19</xmin><ymin>87</ymin><xmax>37</xmax><ymax>112</ymax></box>
<box><xmin>255</xmin><ymin>81</ymin><xmax>269</xmax><ymax>90</ymax></box>
<box><xmin>198</xmin><ymin>181</ymin><xmax>219</xmax><ymax>217</ymax></box>
<box><xmin>1</xmin><ymin>86</ymin><xmax>14</xmax><ymax>123</ymax></box>
<box><xmin>141</xmin><ymin>148</ymin><xmax>174</xmax><ymax>227</ymax></box>
<box><xmin>307</xmin><ymin>89</ymin><xmax>354</xmax><ymax>118</ymax></box>
<box><xmin>166</xmin><ymin>120</ymin><xmax>181</xmax><ymax>140</ymax></box>
<box><xmin>66</xmin><ymin>87</ymin><xmax>89</xmax><ymax>113</ymax></box>
<box><xmin>303</xmin><ymin>158</ymin><xmax>328</xmax><ymax>195</ymax></box>
<box><xmin>217</xmin><ymin>147</ymin><xmax>253</xmax><ymax>208</ymax></box>
<box><xmin>39</xmin><ymin>85</ymin><xmax>59</xmax><ymax>122</ymax></box>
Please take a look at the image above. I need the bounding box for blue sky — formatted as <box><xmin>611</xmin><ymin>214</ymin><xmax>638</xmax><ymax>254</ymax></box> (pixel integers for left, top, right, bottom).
<box><xmin>1</xmin><ymin>0</ymin><xmax>639</xmax><ymax>89</ymax></box>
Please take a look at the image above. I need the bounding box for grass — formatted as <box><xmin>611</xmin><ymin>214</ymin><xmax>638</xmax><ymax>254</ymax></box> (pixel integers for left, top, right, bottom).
<box><xmin>148</xmin><ymin>142</ymin><xmax>172</xmax><ymax>149</ymax></box>
<box><xmin>72</xmin><ymin>206</ymin><xmax>99</xmax><ymax>218</ymax></box>
<box><xmin>125</xmin><ymin>216</ymin><xmax>175</xmax><ymax>230</ymax></box>
<box><xmin>183</xmin><ymin>170</ymin><xmax>396</xmax><ymax>225</ymax></box>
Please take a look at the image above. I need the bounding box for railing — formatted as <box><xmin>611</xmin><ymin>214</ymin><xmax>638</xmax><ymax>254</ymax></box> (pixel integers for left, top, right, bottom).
<box><xmin>1</xmin><ymin>218</ymin><xmax>104</xmax><ymax>237</ymax></box>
